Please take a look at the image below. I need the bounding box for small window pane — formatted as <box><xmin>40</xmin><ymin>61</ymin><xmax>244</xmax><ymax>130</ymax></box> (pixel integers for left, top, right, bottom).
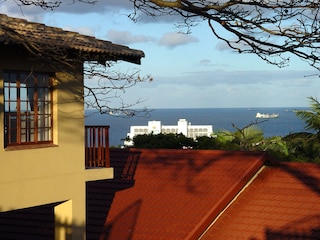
<box><xmin>4</xmin><ymin>71</ymin><xmax>53</xmax><ymax>147</ymax></box>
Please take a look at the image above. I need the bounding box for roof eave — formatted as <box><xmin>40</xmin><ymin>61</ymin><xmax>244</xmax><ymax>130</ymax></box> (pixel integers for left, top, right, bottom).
<box><xmin>83</xmin><ymin>52</ymin><xmax>145</xmax><ymax>65</ymax></box>
<box><xmin>0</xmin><ymin>14</ymin><xmax>145</xmax><ymax>65</ymax></box>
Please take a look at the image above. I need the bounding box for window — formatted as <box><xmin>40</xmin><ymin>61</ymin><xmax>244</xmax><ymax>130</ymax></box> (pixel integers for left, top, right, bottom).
<box><xmin>4</xmin><ymin>71</ymin><xmax>53</xmax><ymax>147</ymax></box>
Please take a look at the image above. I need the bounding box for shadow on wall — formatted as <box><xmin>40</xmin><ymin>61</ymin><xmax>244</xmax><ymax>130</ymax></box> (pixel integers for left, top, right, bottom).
<box><xmin>0</xmin><ymin>202</ymin><xmax>78</xmax><ymax>240</ymax></box>
<box><xmin>86</xmin><ymin>149</ymin><xmax>141</xmax><ymax>240</ymax></box>
<box><xmin>0</xmin><ymin>150</ymin><xmax>142</xmax><ymax>240</ymax></box>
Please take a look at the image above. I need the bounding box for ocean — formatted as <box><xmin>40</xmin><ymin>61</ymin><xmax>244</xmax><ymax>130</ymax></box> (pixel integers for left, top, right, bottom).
<box><xmin>85</xmin><ymin>107</ymin><xmax>310</xmax><ymax>147</ymax></box>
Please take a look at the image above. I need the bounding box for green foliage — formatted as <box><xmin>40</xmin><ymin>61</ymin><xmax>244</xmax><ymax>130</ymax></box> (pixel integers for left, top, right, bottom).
<box><xmin>195</xmin><ymin>136</ymin><xmax>217</xmax><ymax>149</ymax></box>
<box><xmin>133</xmin><ymin>133</ymin><xmax>195</xmax><ymax>149</ymax></box>
<box><xmin>283</xmin><ymin>133</ymin><xmax>320</xmax><ymax>163</ymax></box>
<box><xmin>296</xmin><ymin>96</ymin><xmax>320</xmax><ymax>134</ymax></box>
<box><xmin>130</xmin><ymin>129</ymin><xmax>320</xmax><ymax>162</ymax></box>
<box><xmin>257</xmin><ymin>136</ymin><xmax>290</xmax><ymax>161</ymax></box>
<box><xmin>215</xmin><ymin>130</ymin><xmax>234</xmax><ymax>144</ymax></box>
<box><xmin>130</xmin><ymin>97</ymin><xmax>320</xmax><ymax>163</ymax></box>
<box><xmin>195</xmin><ymin>136</ymin><xmax>240</xmax><ymax>150</ymax></box>
<box><xmin>233</xmin><ymin>125</ymin><xmax>264</xmax><ymax>151</ymax></box>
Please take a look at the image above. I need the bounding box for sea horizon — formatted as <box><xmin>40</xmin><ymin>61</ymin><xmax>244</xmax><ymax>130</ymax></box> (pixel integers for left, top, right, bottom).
<box><xmin>86</xmin><ymin>106</ymin><xmax>308</xmax><ymax>111</ymax></box>
<box><xmin>85</xmin><ymin>107</ymin><xmax>310</xmax><ymax>147</ymax></box>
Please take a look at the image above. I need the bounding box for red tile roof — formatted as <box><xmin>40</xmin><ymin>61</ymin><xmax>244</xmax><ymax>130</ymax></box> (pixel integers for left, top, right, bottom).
<box><xmin>2</xmin><ymin>149</ymin><xmax>318</xmax><ymax>239</ymax></box>
<box><xmin>0</xmin><ymin>14</ymin><xmax>144</xmax><ymax>64</ymax></box>
<box><xmin>92</xmin><ymin>149</ymin><xmax>320</xmax><ymax>240</ymax></box>
<box><xmin>201</xmin><ymin>161</ymin><xmax>320</xmax><ymax>239</ymax></box>
<box><xmin>101</xmin><ymin>149</ymin><xmax>269</xmax><ymax>239</ymax></box>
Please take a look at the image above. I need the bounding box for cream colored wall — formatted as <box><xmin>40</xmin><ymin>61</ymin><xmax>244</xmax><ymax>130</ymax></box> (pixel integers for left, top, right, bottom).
<box><xmin>0</xmin><ymin>46</ymin><xmax>85</xmax><ymax>209</ymax></box>
<box><xmin>0</xmin><ymin>46</ymin><xmax>113</xmax><ymax>239</ymax></box>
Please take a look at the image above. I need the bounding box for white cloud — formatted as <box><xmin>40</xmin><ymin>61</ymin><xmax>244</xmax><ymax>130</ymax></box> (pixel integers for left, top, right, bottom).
<box><xmin>198</xmin><ymin>59</ymin><xmax>212</xmax><ymax>66</ymax></box>
<box><xmin>0</xmin><ymin>0</ymin><xmax>183</xmax><ymax>25</ymax></box>
<box><xmin>197</xmin><ymin>59</ymin><xmax>230</xmax><ymax>68</ymax></box>
<box><xmin>135</xmin><ymin>68</ymin><xmax>319</xmax><ymax>108</ymax></box>
<box><xmin>106</xmin><ymin>30</ymin><xmax>155</xmax><ymax>45</ymax></box>
<box><xmin>158</xmin><ymin>32</ymin><xmax>199</xmax><ymax>48</ymax></box>
<box><xmin>0</xmin><ymin>2</ymin><xmax>44</xmax><ymax>21</ymax></box>
<box><xmin>215</xmin><ymin>41</ymin><xmax>232</xmax><ymax>51</ymax></box>
<box><xmin>150</xmin><ymin>69</ymin><xmax>315</xmax><ymax>87</ymax></box>
<box><xmin>215</xmin><ymin>38</ymin><xmax>250</xmax><ymax>52</ymax></box>
<box><xmin>0</xmin><ymin>0</ymin><xmax>132</xmax><ymax>14</ymax></box>
<box><xmin>63</xmin><ymin>26</ymin><xmax>95</xmax><ymax>36</ymax></box>
<box><xmin>2</xmin><ymin>0</ymin><xmax>318</xmax><ymax>109</ymax></box>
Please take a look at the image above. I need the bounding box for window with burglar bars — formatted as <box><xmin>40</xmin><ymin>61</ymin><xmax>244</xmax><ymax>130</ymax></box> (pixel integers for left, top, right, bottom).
<box><xmin>4</xmin><ymin>71</ymin><xmax>53</xmax><ymax>147</ymax></box>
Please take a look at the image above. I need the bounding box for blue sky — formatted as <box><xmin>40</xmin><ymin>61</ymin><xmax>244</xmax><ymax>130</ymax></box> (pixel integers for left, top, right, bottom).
<box><xmin>1</xmin><ymin>0</ymin><xmax>319</xmax><ymax>108</ymax></box>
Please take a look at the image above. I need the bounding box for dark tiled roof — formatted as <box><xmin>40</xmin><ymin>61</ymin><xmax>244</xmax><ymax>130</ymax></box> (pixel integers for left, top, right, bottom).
<box><xmin>0</xmin><ymin>14</ymin><xmax>144</xmax><ymax>64</ymax></box>
<box><xmin>99</xmin><ymin>149</ymin><xmax>269</xmax><ymax>239</ymax></box>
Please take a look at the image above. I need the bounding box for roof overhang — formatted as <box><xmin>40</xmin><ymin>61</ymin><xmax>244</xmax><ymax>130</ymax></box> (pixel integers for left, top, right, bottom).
<box><xmin>0</xmin><ymin>14</ymin><xmax>145</xmax><ymax>65</ymax></box>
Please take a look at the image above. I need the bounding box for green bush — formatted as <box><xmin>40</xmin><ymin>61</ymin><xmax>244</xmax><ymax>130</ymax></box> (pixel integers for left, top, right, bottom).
<box><xmin>133</xmin><ymin>133</ymin><xmax>195</xmax><ymax>149</ymax></box>
<box><xmin>129</xmin><ymin>98</ymin><xmax>320</xmax><ymax>163</ymax></box>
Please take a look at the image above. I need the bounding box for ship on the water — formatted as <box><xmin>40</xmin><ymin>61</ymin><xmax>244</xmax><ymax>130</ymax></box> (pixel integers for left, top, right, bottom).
<box><xmin>256</xmin><ymin>112</ymin><xmax>279</xmax><ymax>119</ymax></box>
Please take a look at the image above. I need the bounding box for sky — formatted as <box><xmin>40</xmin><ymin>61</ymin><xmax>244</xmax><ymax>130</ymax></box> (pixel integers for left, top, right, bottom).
<box><xmin>1</xmin><ymin>0</ymin><xmax>319</xmax><ymax>108</ymax></box>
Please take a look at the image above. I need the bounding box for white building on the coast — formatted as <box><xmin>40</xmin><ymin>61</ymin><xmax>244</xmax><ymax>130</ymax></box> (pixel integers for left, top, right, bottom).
<box><xmin>124</xmin><ymin>119</ymin><xmax>213</xmax><ymax>146</ymax></box>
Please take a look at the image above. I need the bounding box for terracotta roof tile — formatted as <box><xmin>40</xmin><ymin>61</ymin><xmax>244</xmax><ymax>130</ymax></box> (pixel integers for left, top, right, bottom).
<box><xmin>6</xmin><ymin>149</ymin><xmax>319</xmax><ymax>239</ymax></box>
<box><xmin>201</xmin><ymin>162</ymin><xmax>320</xmax><ymax>239</ymax></box>
<box><xmin>0</xmin><ymin>14</ymin><xmax>144</xmax><ymax>64</ymax></box>
<box><xmin>85</xmin><ymin>149</ymin><xmax>320</xmax><ymax>239</ymax></box>
<box><xmin>98</xmin><ymin>149</ymin><xmax>268</xmax><ymax>240</ymax></box>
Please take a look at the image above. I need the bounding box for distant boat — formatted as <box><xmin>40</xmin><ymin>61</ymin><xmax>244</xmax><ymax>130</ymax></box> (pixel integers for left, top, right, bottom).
<box><xmin>256</xmin><ymin>112</ymin><xmax>279</xmax><ymax>119</ymax></box>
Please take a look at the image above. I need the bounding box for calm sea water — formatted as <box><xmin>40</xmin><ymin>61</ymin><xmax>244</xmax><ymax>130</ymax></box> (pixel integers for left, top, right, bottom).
<box><xmin>85</xmin><ymin>107</ymin><xmax>310</xmax><ymax>146</ymax></box>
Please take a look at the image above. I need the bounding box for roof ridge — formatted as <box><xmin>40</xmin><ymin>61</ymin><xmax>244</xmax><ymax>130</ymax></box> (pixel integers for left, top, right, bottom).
<box><xmin>186</xmin><ymin>153</ymin><xmax>268</xmax><ymax>239</ymax></box>
<box><xmin>198</xmin><ymin>165</ymin><xmax>266</xmax><ymax>239</ymax></box>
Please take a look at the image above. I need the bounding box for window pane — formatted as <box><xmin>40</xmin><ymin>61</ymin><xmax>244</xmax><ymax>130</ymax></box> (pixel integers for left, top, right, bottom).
<box><xmin>20</xmin><ymin>112</ymin><xmax>35</xmax><ymax>143</ymax></box>
<box><xmin>4</xmin><ymin>71</ymin><xmax>53</xmax><ymax>146</ymax></box>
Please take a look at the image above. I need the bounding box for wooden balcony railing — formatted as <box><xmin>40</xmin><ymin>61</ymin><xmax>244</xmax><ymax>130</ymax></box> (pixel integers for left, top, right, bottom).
<box><xmin>85</xmin><ymin>126</ymin><xmax>110</xmax><ymax>168</ymax></box>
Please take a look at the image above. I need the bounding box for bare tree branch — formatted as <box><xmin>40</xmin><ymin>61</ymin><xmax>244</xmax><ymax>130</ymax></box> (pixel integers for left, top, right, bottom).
<box><xmin>7</xmin><ymin>0</ymin><xmax>320</xmax><ymax>70</ymax></box>
<box><xmin>8</xmin><ymin>0</ymin><xmax>97</xmax><ymax>9</ymax></box>
<box><xmin>0</xmin><ymin>8</ymin><xmax>151</xmax><ymax>116</ymax></box>
<box><xmin>131</xmin><ymin>0</ymin><xmax>320</xmax><ymax>71</ymax></box>
<box><xmin>83</xmin><ymin>61</ymin><xmax>153</xmax><ymax>116</ymax></box>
